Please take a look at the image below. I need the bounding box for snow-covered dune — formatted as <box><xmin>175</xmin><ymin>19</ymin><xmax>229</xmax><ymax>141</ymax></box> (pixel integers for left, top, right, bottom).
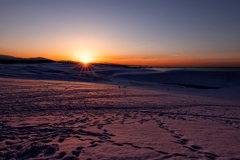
<box><xmin>113</xmin><ymin>70</ymin><xmax>240</xmax><ymax>89</ymax></box>
<box><xmin>1</xmin><ymin>62</ymin><xmax>240</xmax><ymax>101</ymax></box>
<box><xmin>1</xmin><ymin>62</ymin><xmax>239</xmax><ymax>89</ymax></box>
<box><xmin>1</xmin><ymin>63</ymin><xmax>240</xmax><ymax>159</ymax></box>
<box><xmin>0</xmin><ymin>62</ymin><xmax>240</xmax><ymax>101</ymax></box>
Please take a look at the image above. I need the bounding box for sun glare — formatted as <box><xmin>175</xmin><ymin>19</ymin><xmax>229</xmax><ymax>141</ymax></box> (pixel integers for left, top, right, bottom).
<box><xmin>83</xmin><ymin>59</ymin><xmax>88</xmax><ymax>64</ymax></box>
<box><xmin>75</xmin><ymin>51</ymin><xmax>95</xmax><ymax>64</ymax></box>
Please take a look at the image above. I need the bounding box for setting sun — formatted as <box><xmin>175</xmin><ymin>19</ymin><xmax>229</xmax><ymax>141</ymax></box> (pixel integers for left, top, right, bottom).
<box><xmin>83</xmin><ymin>59</ymin><xmax>89</xmax><ymax>64</ymax></box>
<box><xmin>74</xmin><ymin>51</ymin><xmax>94</xmax><ymax>64</ymax></box>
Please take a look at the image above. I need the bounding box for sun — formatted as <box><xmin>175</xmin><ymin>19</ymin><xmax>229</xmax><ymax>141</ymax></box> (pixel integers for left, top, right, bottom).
<box><xmin>75</xmin><ymin>51</ymin><xmax>94</xmax><ymax>64</ymax></box>
<box><xmin>83</xmin><ymin>59</ymin><xmax>89</xmax><ymax>64</ymax></box>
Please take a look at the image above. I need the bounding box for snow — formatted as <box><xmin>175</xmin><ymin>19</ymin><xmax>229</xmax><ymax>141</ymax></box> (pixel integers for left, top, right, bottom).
<box><xmin>0</xmin><ymin>62</ymin><xmax>240</xmax><ymax>159</ymax></box>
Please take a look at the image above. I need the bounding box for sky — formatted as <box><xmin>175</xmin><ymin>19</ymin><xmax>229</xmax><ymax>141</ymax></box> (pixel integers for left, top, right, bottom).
<box><xmin>0</xmin><ymin>0</ymin><xmax>240</xmax><ymax>67</ymax></box>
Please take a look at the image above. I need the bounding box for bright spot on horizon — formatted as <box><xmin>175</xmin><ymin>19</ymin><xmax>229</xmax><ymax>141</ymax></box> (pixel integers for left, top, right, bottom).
<box><xmin>75</xmin><ymin>51</ymin><xmax>94</xmax><ymax>64</ymax></box>
<box><xmin>83</xmin><ymin>59</ymin><xmax>89</xmax><ymax>64</ymax></box>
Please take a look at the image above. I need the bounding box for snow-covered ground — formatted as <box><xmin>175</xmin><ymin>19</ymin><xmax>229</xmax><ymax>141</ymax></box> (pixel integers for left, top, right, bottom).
<box><xmin>0</xmin><ymin>63</ymin><xmax>240</xmax><ymax>159</ymax></box>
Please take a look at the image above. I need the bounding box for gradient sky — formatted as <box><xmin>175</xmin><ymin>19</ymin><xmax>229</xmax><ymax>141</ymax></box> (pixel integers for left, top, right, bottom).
<box><xmin>1</xmin><ymin>0</ymin><xmax>240</xmax><ymax>67</ymax></box>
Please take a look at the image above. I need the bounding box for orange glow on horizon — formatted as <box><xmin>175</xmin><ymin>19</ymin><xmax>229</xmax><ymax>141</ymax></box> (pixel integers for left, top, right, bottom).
<box><xmin>93</xmin><ymin>56</ymin><xmax>240</xmax><ymax>67</ymax></box>
<box><xmin>1</xmin><ymin>49</ymin><xmax>240</xmax><ymax>67</ymax></box>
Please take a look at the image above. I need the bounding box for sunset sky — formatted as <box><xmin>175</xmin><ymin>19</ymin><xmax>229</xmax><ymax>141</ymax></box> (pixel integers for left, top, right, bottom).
<box><xmin>1</xmin><ymin>0</ymin><xmax>240</xmax><ymax>67</ymax></box>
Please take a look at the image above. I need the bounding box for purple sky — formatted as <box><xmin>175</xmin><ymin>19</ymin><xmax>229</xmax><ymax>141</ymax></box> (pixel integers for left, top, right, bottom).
<box><xmin>1</xmin><ymin>0</ymin><xmax>240</xmax><ymax>66</ymax></box>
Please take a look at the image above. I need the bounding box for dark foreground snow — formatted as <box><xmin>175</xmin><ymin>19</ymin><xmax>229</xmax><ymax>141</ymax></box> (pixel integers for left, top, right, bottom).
<box><xmin>0</xmin><ymin>78</ymin><xmax>240</xmax><ymax>160</ymax></box>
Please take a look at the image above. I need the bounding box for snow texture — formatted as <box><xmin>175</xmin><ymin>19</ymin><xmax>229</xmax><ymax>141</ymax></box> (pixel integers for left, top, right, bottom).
<box><xmin>0</xmin><ymin>63</ymin><xmax>240</xmax><ymax>159</ymax></box>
